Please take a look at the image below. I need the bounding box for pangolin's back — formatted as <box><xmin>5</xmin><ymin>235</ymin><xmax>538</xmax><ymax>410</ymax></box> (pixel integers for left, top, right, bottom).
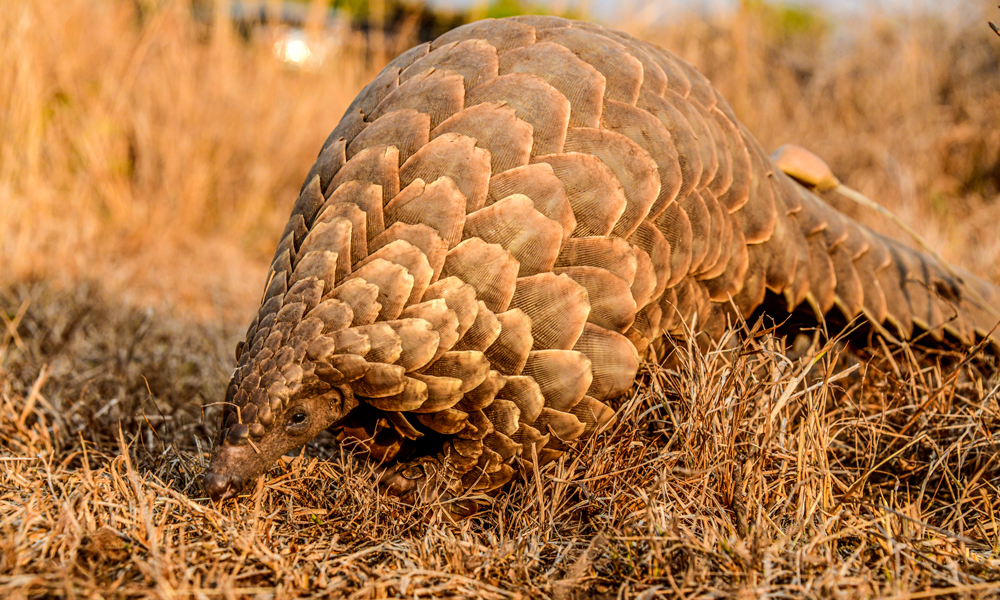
<box><xmin>208</xmin><ymin>16</ymin><xmax>1000</xmax><ymax>505</ymax></box>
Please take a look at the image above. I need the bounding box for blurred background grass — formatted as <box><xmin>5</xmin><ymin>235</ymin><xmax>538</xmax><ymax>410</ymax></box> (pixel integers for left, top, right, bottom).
<box><xmin>2</xmin><ymin>0</ymin><xmax>999</xmax><ymax>326</ymax></box>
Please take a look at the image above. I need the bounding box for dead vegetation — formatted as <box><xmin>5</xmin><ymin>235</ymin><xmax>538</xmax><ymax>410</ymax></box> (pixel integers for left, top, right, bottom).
<box><xmin>3</xmin><ymin>0</ymin><xmax>1000</xmax><ymax>597</ymax></box>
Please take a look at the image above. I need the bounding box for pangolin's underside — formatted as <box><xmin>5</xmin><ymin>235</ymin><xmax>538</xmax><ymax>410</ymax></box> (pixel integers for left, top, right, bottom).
<box><xmin>203</xmin><ymin>16</ymin><xmax>1000</xmax><ymax>507</ymax></box>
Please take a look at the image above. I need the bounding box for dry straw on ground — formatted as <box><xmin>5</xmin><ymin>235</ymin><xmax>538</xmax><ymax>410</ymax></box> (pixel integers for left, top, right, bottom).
<box><xmin>2</xmin><ymin>0</ymin><xmax>1000</xmax><ymax>597</ymax></box>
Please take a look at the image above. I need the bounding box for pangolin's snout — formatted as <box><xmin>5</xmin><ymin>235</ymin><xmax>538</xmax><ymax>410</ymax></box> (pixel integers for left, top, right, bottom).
<box><xmin>203</xmin><ymin>470</ymin><xmax>245</xmax><ymax>502</ymax></box>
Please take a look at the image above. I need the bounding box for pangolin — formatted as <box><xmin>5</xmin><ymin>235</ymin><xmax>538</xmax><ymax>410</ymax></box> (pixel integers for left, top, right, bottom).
<box><xmin>202</xmin><ymin>16</ymin><xmax>1000</xmax><ymax>508</ymax></box>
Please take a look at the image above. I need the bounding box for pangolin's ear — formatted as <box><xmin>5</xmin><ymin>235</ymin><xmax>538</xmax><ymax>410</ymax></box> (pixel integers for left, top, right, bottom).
<box><xmin>336</xmin><ymin>383</ymin><xmax>355</xmax><ymax>407</ymax></box>
<box><xmin>330</xmin><ymin>383</ymin><xmax>357</xmax><ymax>419</ymax></box>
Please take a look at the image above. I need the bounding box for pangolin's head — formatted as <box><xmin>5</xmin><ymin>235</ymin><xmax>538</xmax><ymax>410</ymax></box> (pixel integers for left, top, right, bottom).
<box><xmin>204</xmin><ymin>376</ymin><xmax>357</xmax><ymax>503</ymax></box>
<box><xmin>203</xmin><ymin>282</ymin><xmax>361</xmax><ymax>501</ymax></box>
<box><xmin>204</xmin><ymin>177</ymin><xmax>365</xmax><ymax>502</ymax></box>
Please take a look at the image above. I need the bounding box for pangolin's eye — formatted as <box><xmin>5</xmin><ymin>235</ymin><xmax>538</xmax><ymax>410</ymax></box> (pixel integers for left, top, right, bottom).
<box><xmin>286</xmin><ymin>410</ymin><xmax>309</xmax><ymax>431</ymax></box>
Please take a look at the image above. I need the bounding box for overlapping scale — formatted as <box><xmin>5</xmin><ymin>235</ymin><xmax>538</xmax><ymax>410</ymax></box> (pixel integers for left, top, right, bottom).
<box><xmin>509</xmin><ymin>273</ymin><xmax>590</xmax><ymax>350</ymax></box>
<box><xmin>400</xmin><ymin>133</ymin><xmax>492</xmax><ymax>213</ymax></box>
<box><xmin>347</xmin><ymin>109</ymin><xmax>430</xmax><ymax>164</ymax></box>
<box><xmin>486</xmin><ymin>164</ymin><xmax>577</xmax><ymax>242</ymax></box>
<box><xmin>369</xmin><ymin>68</ymin><xmax>465</xmax><ymax>128</ymax></box>
<box><xmin>466</xmin><ymin>73</ymin><xmax>571</xmax><ymax>157</ymax></box>
<box><xmin>462</xmin><ymin>195</ymin><xmax>563</xmax><ymax>276</ymax></box>
<box><xmin>498</xmin><ymin>42</ymin><xmax>606</xmax><ymax>129</ymax></box>
<box><xmin>385</xmin><ymin>178</ymin><xmax>467</xmax><ymax>248</ymax></box>
<box><xmin>400</xmin><ymin>38</ymin><xmax>499</xmax><ymax>92</ymax></box>
<box><xmin>330</xmin><ymin>146</ymin><xmax>400</xmax><ymax>206</ymax></box>
<box><xmin>432</xmin><ymin>102</ymin><xmax>533</xmax><ymax>175</ymax></box>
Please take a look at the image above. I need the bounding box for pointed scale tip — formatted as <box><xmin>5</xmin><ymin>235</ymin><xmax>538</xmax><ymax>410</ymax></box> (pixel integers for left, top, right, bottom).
<box><xmin>771</xmin><ymin>144</ymin><xmax>840</xmax><ymax>191</ymax></box>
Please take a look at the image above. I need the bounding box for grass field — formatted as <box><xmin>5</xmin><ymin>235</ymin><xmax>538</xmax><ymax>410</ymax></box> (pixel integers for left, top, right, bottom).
<box><xmin>2</xmin><ymin>0</ymin><xmax>1000</xmax><ymax>597</ymax></box>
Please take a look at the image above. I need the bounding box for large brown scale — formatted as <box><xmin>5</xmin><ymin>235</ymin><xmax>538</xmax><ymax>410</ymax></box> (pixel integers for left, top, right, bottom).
<box><xmin>203</xmin><ymin>16</ymin><xmax>1000</xmax><ymax>510</ymax></box>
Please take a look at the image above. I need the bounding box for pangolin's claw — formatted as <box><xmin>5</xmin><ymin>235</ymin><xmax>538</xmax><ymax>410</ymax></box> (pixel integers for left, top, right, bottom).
<box><xmin>379</xmin><ymin>456</ymin><xmax>480</xmax><ymax>519</ymax></box>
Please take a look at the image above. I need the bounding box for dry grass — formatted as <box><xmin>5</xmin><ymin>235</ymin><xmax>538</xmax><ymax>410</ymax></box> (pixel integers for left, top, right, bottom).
<box><xmin>3</xmin><ymin>0</ymin><xmax>1000</xmax><ymax>597</ymax></box>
